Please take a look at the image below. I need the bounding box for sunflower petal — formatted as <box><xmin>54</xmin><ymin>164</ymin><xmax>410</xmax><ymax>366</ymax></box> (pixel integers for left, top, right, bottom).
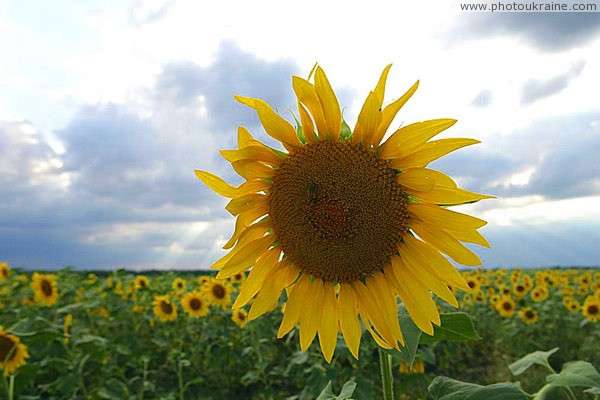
<box><xmin>292</xmin><ymin>76</ymin><xmax>327</xmax><ymax>138</ymax></box>
<box><xmin>407</xmin><ymin>186</ymin><xmax>495</xmax><ymax>205</ymax></box>
<box><xmin>220</xmin><ymin>146</ymin><xmax>282</xmax><ymax>166</ymax></box>
<box><xmin>391</xmin><ymin>138</ymin><xmax>480</xmax><ymax>169</ymax></box>
<box><xmin>218</xmin><ymin>234</ymin><xmax>275</xmax><ymax>279</ymax></box>
<box><xmin>195</xmin><ymin>170</ymin><xmax>239</xmax><ymax>198</ymax></box>
<box><xmin>314</xmin><ymin>67</ymin><xmax>341</xmax><ymax>141</ymax></box>
<box><xmin>225</xmin><ymin>194</ymin><xmax>268</xmax><ymax>216</ymax></box>
<box><xmin>222</xmin><ymin>203</ymin><xmax>270</xmax><ymax>249</ymax></box>
<box><xmin>379</xmin><ymin>119</ymin><xmax>457</xmax><ymax>160</ymax></box>
<box><xmin>338</xmin><ymin>283</ymin><xmax>362</xmax><ymax>359</ymax></box>
<box><xmin>411</xmin><ymin>221</ymin><xmax>482</xmax><ymax>266</ymax></box>
<box><xmin>248</xmin><ymin>260</ymin><xmax>299</xmax><ymax>320</ymax></box>
<box><xmin>223</xmin><ymin>219</ymin><xmax>271</xmax><ymax>251</ymax></box>
<box><xmin>408</xmin><ymin>203</ymin><xmax>487</xmax><ymax>230</ymax></box>
<box><xmin>277</xmin><ymin>273</ymin><xmax>310</xmax><ymax>338</ymax></box>
<box><xmin>445</xmin><ymin>228</ymin><xmax>491</xmax><ymax>248</ymax></box>
<box><xmin>298</xmin><ymin>102</ymin><xmax>318</xmax><ymax>144</ymax></box>
<box><xmin>232</xmin><ymin>247</ymin><xmax>281</xmax><ymax>308</ymax></box>
<box><xmin>395</xmin><ymin>169</ymin><xmax>436</xmax><ymax>192</ymax></box>
<box><xmin>372</xmin><ymin>80</ymin><xmax>420</xmax><ymax>148</ymax></box>
<box><xmin>231</xmin><ymin>159</ymin><xmax>277</xmax><ymax>180</ymax></box>
<box><xmin>299</xmin><ymin>278</ymin><xmax>325</xmax><ymax>351</ymax></box>
<box><xmin>318</xmin><ymin>282</ymin><xmax>339</xmax><ymax>363</ymax></box>
<box><xmin>237</xmin><ymin>126</ymin><xmax>255</xmax><ymax>148</ymax></box>
<box><xmin>373</xmin><ymin>64</ymin><xmax>393</xmax><ymax>105</ymax></box>
<box><xmin>352</xmin><ymin>280</ymin><xmax>398</xmax><ymax>349</ymax></box>
<box><xmin>354</xmin><ymin>91</ymin><xmax>382</xmax><ymax>147</ymax></box>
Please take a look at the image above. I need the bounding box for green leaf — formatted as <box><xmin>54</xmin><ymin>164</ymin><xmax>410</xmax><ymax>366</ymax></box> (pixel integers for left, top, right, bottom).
<box><xmin>316</xmin><ymin>380</ymin><xmax>357</xmax><ymax>400</ymax></box>
<box><xmin>584</xmin><ymin>387</ymin><xmax>600</xmax><ymax>395</ymax></box>
<box><xmin>428</xmin><ymin>376</ymin><xmax>528</xmax><ymax>400</ymax></box>
<box><xmin>546</xmin><ymin>361</ymin><xmax>600</xmax><ymax>389</ymax></box>
<box><xmin>509</xmin><ymin>348</ymin><xmax>559</xmax><ymax>376</ymax></box>
<box><xmin>340</xmin><ymin>119</ymin><xmax>352</xmax><ymax>139</ymax></box>
<box><xmin>419</xmin><ymin>313</ymin><xmax>480</xmax><ymax>344</ymax></box>
<box><xmin>382</xmin><ymin>305</ymin><xmax>421</xmax><ymax>367</ymax></box>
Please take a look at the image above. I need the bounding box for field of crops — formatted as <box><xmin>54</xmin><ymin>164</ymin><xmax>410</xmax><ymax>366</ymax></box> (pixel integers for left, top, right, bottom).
<box><xmin>1</xmin><ymin>262</ymin><xmax>599</xmax><ymax>399</ymax></box>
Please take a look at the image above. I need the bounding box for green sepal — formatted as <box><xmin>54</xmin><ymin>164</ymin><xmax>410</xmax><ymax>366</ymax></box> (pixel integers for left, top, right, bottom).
<box><xmin>340</xmin><ymin>119</ymin><xmax>352</xmax><ymax>140</ymax></box>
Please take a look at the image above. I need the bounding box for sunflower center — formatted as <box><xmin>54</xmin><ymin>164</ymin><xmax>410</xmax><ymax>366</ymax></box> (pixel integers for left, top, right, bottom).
<box><xmin>190</xmin><ymin>298</ymin><xmax>202</xmax><ymax>310</ymax></box>
<box><xmin>160</xmin><ymin>301</ymin><xmax>173</xmax><ymax>315</ymax></box>
<box><xmin>270</xmin><ymin>140</ymin><xmax>409</xmax><ymax>283</ymax></box>
<box><xmin>502</xmin><ymin>302</ymin><xmax>513</xmax><ymax>311</ymax></box>
<box><xmin>525</xmin><ymin>310</ymin><xmax>535</xmax><ymax>319</ymax></box>
<box><xmin>588</xmin><ymin>305</ymin><xmax>599</xmax><ymax>315</ymax></box>
<box><xmin>41</xmin><ymin>280</ymin><xmax>53</xmax><ymax>297</ymax></box>
<box><xmin>140</xmin><ymin>280</ymin><xmax>146</xmax><ymax>287</ymax></box>
<box><xmin>0</xmin><ymin>335</ymin><xmax>16</xmax><ymax>361</ymax></box>
<box><xmin>212</xmin><ymin>284</ymin><xmax>226</xmax><ymax>299</ymax></box>
<box><xmin>237</xmin><ymin>312</ymin><xmax>246</xmax><ymax>321</ymax></box>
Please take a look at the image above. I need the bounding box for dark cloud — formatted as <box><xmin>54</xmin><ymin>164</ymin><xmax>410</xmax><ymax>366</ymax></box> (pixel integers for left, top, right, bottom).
<box><xmin>432</xmin><ymin>111</ymin><xmax>600</xmax><ymax>200</ymax></box>
<box><xmin>521</xmin><ymin>61</ymin><xmax>585</xmax><ymax>104</ymax></box>
<box><xmin>452</xmin><ymin>13</ymin><xmax>600</xmax><ymax>52</ymax></box>
<box><xmin>471</xmin><ymin>89</ymin><xmax>493</xmax><ymax>107</ymax></box>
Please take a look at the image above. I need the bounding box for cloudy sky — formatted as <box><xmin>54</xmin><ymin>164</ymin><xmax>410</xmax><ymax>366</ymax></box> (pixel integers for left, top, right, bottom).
<box><xmin>1</xmin><ymin>1</ymin><xmax>599</xmax><ymax>270</ymax></box>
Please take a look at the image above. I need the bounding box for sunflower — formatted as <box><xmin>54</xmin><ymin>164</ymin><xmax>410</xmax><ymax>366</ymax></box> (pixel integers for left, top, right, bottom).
<box><xmin>513</xmin><ymin>282</ymin><xmax>529</xmax><ymax>298</ymax></box>
<box><xmin>0</xmin><ymin>326</ymin><xmax>29</xmax><ymax>376</ymax></box>
<box><xmin>0</xmin><ymin>262</ymin><xmax>10</xmax><ymax>281</ymax></box>
<box><xmin>30</xmin><ymin>273</ymin><xmax>58</xmax><ymax>306</ymax></box>
<box><xmin>582</xmin><ymin>297</ymin><xmax>600</xmax><ymax>322</ymax></box>
<box><xmin>567</xmin><ymin>299</ymin><xmax>581</xmax><ymax>312</ymax></box>
<box><xmin>196</xmin><ymin>65</ymin><xmax>491</xmax><ymax>362</ymax></box>
<box><xmin>465</xmin><ymin>277</ymin><xmax>480</xmax><ymax>293</ymax></box>
<box><xmin>530</xmin><ymin>286</ymin><xmax>549</xmax><ymax>303</ymax></box>
<box><xmin>228</xmin><ymin>272</ymin><xmax>246</xmax><ymax>285</ymax></box>
<box><xmin>172</xmin><ymin>277</ymin><xmax>187</xmax><ymax>292</ymax></box>
<box><xmin>197</xmin><ymin>275</ymin><xmax>211</xmax><ymax>288</ymax></box>
<box><xmin>134</xmin><ymin>275</ymin><xmax>150</xmax><ymax>290</ymax></box>
<box><xmin>518</xmin><ymin>307</ymin><xmax>538</xmax><ymax>324</ymax></box>
<box><xmin>181</xmin><ymin>291</ymin><xmax>209</xmax><ymax>318</ymax></box>
<box><xmin>496</xmin><ymin>296</ymin><xmax>516</xmax><ymax>317</ymax></box>
<box><xmin>202</xmin><ymin>279</ymin><xmax>232</xmax><ymax>309</ymax></box>
<box><xmin>63</xmin><ymin>314</ymin><xmax>73</xmax><ymax>344</ymax></box>
<box><xmin>152</xmin><ymin>295</ymin><xmax>178</xmax><ymax>322</ymax></box>
<box><xmin>231</xmin><ymin>309</ymin><xmax>249</xmax><ymax>328</ymax></box>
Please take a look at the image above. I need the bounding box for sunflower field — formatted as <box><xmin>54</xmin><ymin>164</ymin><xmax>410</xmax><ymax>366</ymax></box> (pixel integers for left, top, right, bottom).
<box><xmin>1</xmin><ymin>261</ymin><xmax>599</xmax><ymax>399</ymax></box>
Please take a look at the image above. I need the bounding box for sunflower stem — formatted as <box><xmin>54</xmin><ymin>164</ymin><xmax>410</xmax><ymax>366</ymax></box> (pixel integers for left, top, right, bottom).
<box><xmin>378</xmin><ymin>348</ymin><xmax>394</xmax><ymax>400</ymax></box>
<box><xmin>8</xmin><ymin>374</ymin><xmax>14</xmax><ymax>400</ymax></box>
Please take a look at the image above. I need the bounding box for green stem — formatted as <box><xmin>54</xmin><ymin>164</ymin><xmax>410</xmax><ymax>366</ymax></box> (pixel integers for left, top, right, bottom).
<box><xmin>178</xmin><ymin>359</ymin><xmax>184</xmax><ymax>400</ymax></box>
<box><xmin>378</xmin><ymin>348</ymin><xmax>394</xmax><ymax>400</ymax></box>
<box><xmin>8</xmin><ymin>374</ymin><xmax>14</xmax><ymax>400</ymax></box>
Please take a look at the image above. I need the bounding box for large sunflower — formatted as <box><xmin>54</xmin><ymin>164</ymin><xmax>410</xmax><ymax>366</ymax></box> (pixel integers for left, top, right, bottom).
<box><xmin>196</xmin><ymin>65</ymin><xmax>491</xmax><ymax>362</ymax></box>
<box><xmin>0</xmin><ymin>326</ymin><xmax>29</xmax><ymax>376</ymax></box>
<box><xmin>31</xmin><ymin>273</ymin><xmax>59</xmax><ymax>307</ymax></box>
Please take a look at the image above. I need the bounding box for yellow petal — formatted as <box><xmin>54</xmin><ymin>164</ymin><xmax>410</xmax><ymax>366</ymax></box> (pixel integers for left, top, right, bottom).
<box><xmin>352</xmin><ymin>280</ymin><xmax>398</xmax><ymax>349</ymax></box>
<box><xmin>373</xmin><ymin>64</ymin><xmax>393</xmax><ymax>106</ymax></box>
<box><xmin>444</xmin><ymin>228</ymin><xmax>491</xmax><ymax>248</ymax></box>
<box><xmin>231</xmin><ymin>159</ymin><xmax>277</xmax><ymax>180</ymax></box>
<box><xmin>407</xmin><ymin>186</ymin><xmax>495</xmax><ymax>205</ymax></box>
<box><xmin>222</xmin><ymin>202</ymin><xmax>270</xmax><ymax>249</ymax></box>
<box><xmin>411</xmin><ymin>221</ymin><xmax>482</xmax><ymax>266</ymax></box>
<box><xmin>292</xmin><ymin>76</ymin><xmax>327</xmax><ymax>138</ymax></box>
<box><xmin>299</xmin><ymin>277</ymin><xmax>324</xmax><ymax>351</ymax></box>
<box><xmin>370</xmin><ymin>272</ymin><xmax>404</xmax><ymax>346</ymax></box>
<box><xmin>390</xmin><ymin>138</ymin><xmax>480</xmax><ymax>169</ymax></box>
<box><xmin>408</xmin><ymin>203</ymin><xmax>487</xmax><ymax>231</ymax></box>
<box><xmin>353</xmin><ymin>91</ymin><xmax>382</xmax><ymax>147</ymax></box>
<box><xmin>298</xmin><ymin>102</ymin><xmax>318</xmax><ymax>144</ymax></box>
<box><xmin>277</xmin><ymin>273</ymin><xmax>311</xmax><ymax>338</ymax></box>
<box><xmin>194</xmin><ymin>170</ymin><xmax>239</xmax><ymax>198</ymax></box>
<box><xmin>236</xmin><ymin>179</ymin><xmax>272</xmax><ymax>196</ymax></box>
<box><xmin>338</xmin><ymin>283</ymin><xmax>362</xmax><ymax>359</ymax></box>
<box><xmin>389</xmin><ymin>256</ymin><xmax>436</xmax><ymax>334</ymax></box>
<box><xmin>220</xmin><ymin>146</ymin><xmax>282</xmax><ymax>166</ymax></box>
<box><xmin>318</xmin><ymin>282</ymin><xmax>339</xmax><ymax>363</ymax></box>
<box><xmin>395</xmin><ymin>168</ymin><xmax>436</xmax><ymax>192</ymax></box>
<box><xmin>223</xmin><ymin>219</ymin><xmax>271</xmax><ymax>252</ymax></box>
<box><xmin>218</xmin><ymin>234</ymin><xmax>275</xmax><ymax>279</ymax></box>
<box><xmin>232</xmin><ymin>247</ymin><xmax>281</xmax><ymax>308</ymax></box>
<box><xmin>225</xmin><ymin>194</ymin><xmax>268</xmax><ymax>216</ymax></box>
<box><xmin>372</xmin><ymin>80</ymin><xmax>420</xmax><ymax>148</ymax></box>
<box><xmin>248</xmin><ymin>260</ymin><xmax>299</xmax><ymax>320</ymax></box>
<box><xmin>314</xmin><ymin>67</ymin><xmax>341</xmax><ymax>141</ymax></box>
<box><xmin>379</xmin><ymin>119</ymin><xmax>457</xmax><ymax>160</ymax></box>
<box><xmin>237</xmin><ymin>126</ymin><xmax>255</xmax><ymax>148</ymax></box>
<box><xmin>401</xmin><ymin>235</ymin><xmax>470</xmax><ymax>291</ymax></box>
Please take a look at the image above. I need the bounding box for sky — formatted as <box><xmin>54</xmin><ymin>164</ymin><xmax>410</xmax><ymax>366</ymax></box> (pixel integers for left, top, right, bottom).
<box><xmin>1</xmin><ymin>0</ymin><xmax>599</xmax><ymax>270</ymax></box>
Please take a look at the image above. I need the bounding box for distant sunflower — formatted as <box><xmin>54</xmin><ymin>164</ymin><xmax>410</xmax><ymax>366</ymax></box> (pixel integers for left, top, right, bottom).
<box><xmin>518</xmin><ymin>307</ymin><xmax>538</xmax><ymax>324</ymax></box>
<box><xmin>172</xmin><ymin>277</ymin><xmax>187</xmax><ymax>292</ymax></box>
<box><xmin>181</xmin><ymin>291</ymin><xmax>209</xmax><ymax>318</ymax></box>
<box><xmin>228</xmin><ymin>272</ymin><xmax>246</xmax><ymax>285</ymax></box>
<box><xmin>0</xmin><ymin>326</ymin><xmax>29</xmax><ymax>376</ymax></box>
<box><xmin>567</xmin><ymin>298</ymin><xmax>581</xmax><ymax>312</ymax></box>
<box><xmin>530</xmin><ymin>286</ymin><xmax>549</xmax><ymax>303</ymax></box>
<box><xmin>196</xmin><ymin>65</ymin><xmax>492</xmax><ymax>361</ymax></box>
<box><xmin>31</xmin><ymin>273</ymin><xmax>58</xmax><ymax>307</ymax></box>
<box><xmin>465</xmin><ymin>277</ymin><xmax>480</xmax><ymax>293</ymax></box>
<box><xmin>152</xmin><ymin>295</ymin><xmax>177</xmax><ymax>322</ymax></box>
<box><xmin>231</xmin><ymin>309</ymin><xmax>249</xmax><ymax>328</ymax></box>
<box><xmin>0</xmin><ymin>262</ymin><xmax>10</xmax><ymax>281</ymax></box>
<box><xmin>134</xmin><ymin>275</ymin><xmax>150</xmax><ymax>290</ymax></box>
<box><xmin>203</xmin><ymin>279</ymin><xmax>232</xmax><ymax>309</ymax></box>
<box><xmin>496</xmin><ymin>296</ymin><xmax>516</xmax><ymax>317</ymax></box>
<box><xmin>197</xmin><ymin>275</ymin><xmax>211</xmax><ymax>288</ymax></box>
<box><xmin>582</xmin><ymin>297</ymin><xmax>600</xmax><ymax>322</ymax></box>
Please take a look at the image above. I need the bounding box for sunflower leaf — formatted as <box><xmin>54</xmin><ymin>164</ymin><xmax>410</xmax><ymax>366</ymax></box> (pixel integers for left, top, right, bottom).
<box><xmin>546</xmin><ymin>361</ymin><xmax>600</xmax><ymax>389</ymax></box>
<box><xmin>428</xmin><ymin>376</ymin><xmax>528</xmax><ymax>400</ymax></box>
<box><xmin>508</xmin><ymin>348</ymin><xmax>559</xmax><ymax>376</ymax></box>
<box><xmin>419</xmin><ymin>312</ymin><xmax>480</xmax><ymax>344</ymax></box>
<box><xmin>316</xmin><ymin>380</ymin><xmax>357</xmax><ymax>400</ymax></box>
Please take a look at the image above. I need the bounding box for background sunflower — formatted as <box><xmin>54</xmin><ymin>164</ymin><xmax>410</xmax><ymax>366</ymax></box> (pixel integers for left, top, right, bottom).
<box><xmin>30</xmin><ymin>273</ymin><xmax>59</xmax><ymax>307</ymax></box>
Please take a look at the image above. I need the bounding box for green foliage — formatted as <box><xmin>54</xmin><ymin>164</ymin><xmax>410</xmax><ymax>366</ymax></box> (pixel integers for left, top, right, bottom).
<box><xmin>428</xmin><ymin>376</ymin><xmax>528</xmax><ymax>399</ymax></box>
